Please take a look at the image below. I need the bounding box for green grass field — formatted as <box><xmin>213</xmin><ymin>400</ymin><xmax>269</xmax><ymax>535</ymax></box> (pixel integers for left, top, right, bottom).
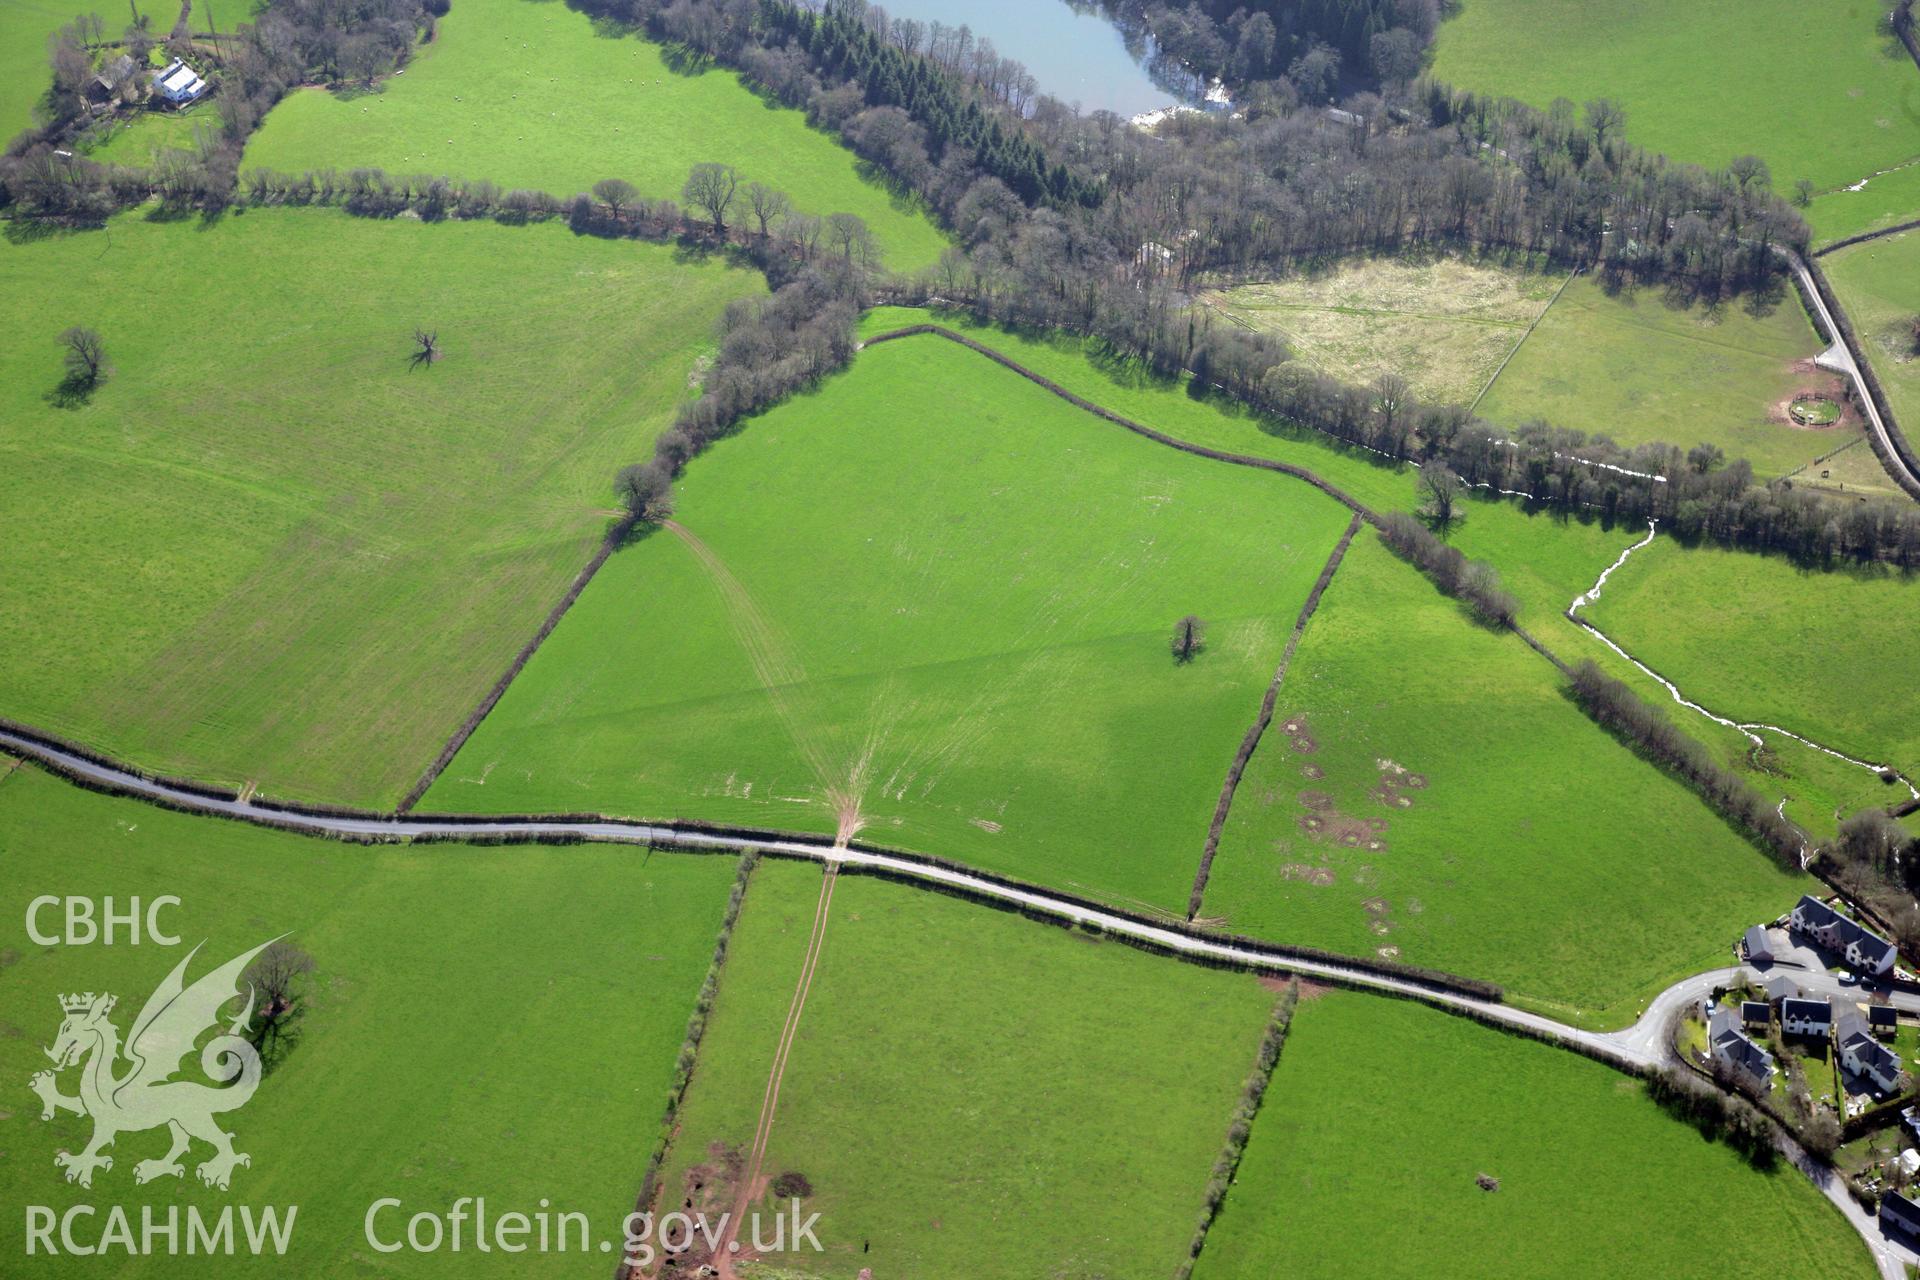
<box><xmin>1476</xmin><ymin>275</ymin><xmax>1850</xmax><ymax>479</ymax></box>
<box><xmin>657</xmin><ymin>859</ymin><xmax>1278</xmax><ymax>1278</ymax></box>
<box><xmin>1808</xmin><ymin>161</ymin><xmax>1920</xmax><ymax>247</ymax></box>
<box><xmin>424</xmin><ymin>333</ymin><xmax>1357</xmax><ymax>913</ymax></box>
<box><xmin>1825</xmin><ymin>228</ymin><xmax>1920</xmax><ymax>437</ymax></box>
<box><xmin>242</xmin><ymin>0</ymin><xmax>948</xmax><ymax>271</ymax></box>
<box><xmin>0</xmin><ymin>208</ymin><xmax>762</xmax><ymax>807</ymax></box>
<box><xmin>1198</xmin><ymin>992</ymin><xmax>1870</xmax><ymax>1278</ymax></box>
<box><xmin>1581</xmin><ymin>535</ymin><xmax>1920</xmax><ymax>783</ymax></box>
<box><xmin>82</xmin><ymin>101</ymin><xmax>212</xmax><ymax>167</ymax></box>
<box><xmin>0</xmin><ymin>761</ymin><xmax>738</xmax><ymax>1275</ymax></box>
<box><xmin>1431</xmin><ymin>0</ymin><xmax>1920</xmax><ymax>197</ymax></box>
<box><xmin>1199</xmin><ymin>536</ymin><xmax>1810</xmax><ymax>1024</ymax></box>
<box><xmin>0</xmin><ymin>0</ymin><xmax>180</xmax><ymax>141</ymax></box>
<box><xmin>1199</xmin><ymin>255</ymin><xmax>1565</xmax><ymax>405</ymax></box>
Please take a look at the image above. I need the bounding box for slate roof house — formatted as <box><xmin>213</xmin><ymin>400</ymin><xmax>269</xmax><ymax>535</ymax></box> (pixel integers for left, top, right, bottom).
<box><xmin>154</xmin><ymin>58</ymin><xmax>206</xmax><ymax>105</ymax></box>
<box><xmin>1781</xmin><ymin>997</ymin><xmax>1833</xmax><ymax>1040</ymax></box>
<box><xmin>1709</xmin><ymin>1005</ymin><xmax>1775</xmax><ymax>1090</ymax></box>
<box><xmin>1838</xmin><ymin>1008</ymin><xmax>1906</xmax><ymax>1093</ymax></box>
<box><xmin>1870</xmin><ymin>1004</ymin><xmax>1899</xmax><ymax>1038</ymax></box>
<box><xmin>1882</xmin><ymin>1189</ymin><xmax>1920</xmax><ymax>1242</ymax></box>
<box><xmin>1741</xmin><ymin>1000</ymin><xmax>1771</xmax><ymax>1031</ymax></box>
<box><xmin>87</xmin><ymin>54</ymin><xmax>137</xmax><ymax>103</ymax></box>
<box><xmin>1743</xmin><ymin>924</ymin><xmax>1775</xmax><ymax>965</ymax></box>
<box><xmin>1765</xmin><ymin>974</ymin><xmax>1800</xmax><ymax>1002</ymax></box>
<box><xmin>1791</xmin><ymin>895</ymin><xmax>1898</xmax><ymax>976</ymax></box>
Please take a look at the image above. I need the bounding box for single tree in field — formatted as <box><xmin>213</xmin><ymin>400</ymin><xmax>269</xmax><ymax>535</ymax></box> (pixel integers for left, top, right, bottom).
<box><xmin>615</xmin><ymin>461</ymin><xmax>675</xmax><ymax>523</ymax></box>
<box><xmin>58</xmin><ymin>326</ymin><xmax>109</xmax><ymax>386</ymax></box>
<box><xmin>243</xmin><ymin>939</ymin><xmax>315</xmax><ymax>1066</ymax></box>
<box><xmin>1584</xmin><ymin>98</ymin><xmax>1626</xmax><ymax>150</ymax></box>
<box><xmin>683</xmin><ymin>163</ymin><xmax>739</xmax><ymax>236</ymax></box>
<box><xmin>592</xmin><ymin>177</ymin><xmax>638</xmax><ymax>220</ymax></box>
<box><xmin>1416</xmin><ymin>462</ymin><xmax>1464</xmax><ymax>529</ymax></box>
<box><xmin>1792</xmin><ymin>178</ymin><xmax>1815</xmax><ymax>208</ymax></box>
<box><xmin>746</xmin><ymin>182</ymin><xmax>791</xmax><ymax>240</ymax></box>
<box><xmin>409</xmin><ymin>328</ymin><xmax>441</xmax><ymax>370</ymax></box>
<box><xmin>1170</xmin><ymin>614</ymin><xmax>1206</xmax><ymax>663</ymax></box>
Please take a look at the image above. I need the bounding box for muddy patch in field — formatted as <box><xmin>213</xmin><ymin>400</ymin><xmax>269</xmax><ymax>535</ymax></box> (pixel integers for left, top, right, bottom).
<box><xmin>1300</xmin><ymin>763</ymin><xmax>1324</xmax><ymax>780</ymax></box>
<box><xmin>1362</xmin><ymin>896</ymin><xmax>1395</xmax><ymax>936</ymax></box>
<box><xmin>1261</xmin><ymin>974</ymin><xmax>1334</xmax><ymax>1001</ymax></box>
<box><xmin>1280</xmin><ymin>716</ymin><xmax>1319</xmax><ymax>754</ymax></box>
<box><xmin>1280</xmin><ymin>863</ymin><xmax>1337</xmax><ymax>885</ymax></box>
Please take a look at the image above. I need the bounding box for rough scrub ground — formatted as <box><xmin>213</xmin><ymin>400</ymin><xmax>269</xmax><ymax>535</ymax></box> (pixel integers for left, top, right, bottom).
<box><xmin>1199</xmin><ymin>254</ymin><xmax>1565</xmax><ymax>404</ymax></box>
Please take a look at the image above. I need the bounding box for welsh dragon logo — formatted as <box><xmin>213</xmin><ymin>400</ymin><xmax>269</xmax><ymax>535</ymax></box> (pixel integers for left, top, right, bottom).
<box><xmin>29</xmin><ymin>938</ymin><xmax>279</xmax><ymax>1191</ymax></box>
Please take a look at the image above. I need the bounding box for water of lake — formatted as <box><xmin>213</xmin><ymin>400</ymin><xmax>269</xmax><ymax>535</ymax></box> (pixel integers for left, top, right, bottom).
<box><xmin>872</xmin><ymin>0</ymin><xmax>1202</xmax><ymax>119</ymax></box>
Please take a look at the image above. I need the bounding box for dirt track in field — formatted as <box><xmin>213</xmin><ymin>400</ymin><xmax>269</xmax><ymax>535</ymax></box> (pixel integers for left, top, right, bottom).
<box><xmin>712</xmin><ymin>863</ymin><xmax>838</xmax><ymax>1279</ymax></box>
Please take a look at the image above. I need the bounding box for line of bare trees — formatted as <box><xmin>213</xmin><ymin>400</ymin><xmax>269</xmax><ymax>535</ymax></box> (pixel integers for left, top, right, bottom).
<box><xmin>1566</xmin><ymin>660</ymin><xmax>1803</xmax><ymax>870</ymax></box>
<box><xmin>1376</xmin><ymin>511</ymin><xmax>1519</xmax><ymax>628</ymax></box>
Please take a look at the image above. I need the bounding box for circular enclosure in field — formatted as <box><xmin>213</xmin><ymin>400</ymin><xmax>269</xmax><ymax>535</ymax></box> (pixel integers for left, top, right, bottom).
<box><xmin>1788</xmin><ymin>394</ymin><xmax>1842</xmax><ymax>427</ymax></box>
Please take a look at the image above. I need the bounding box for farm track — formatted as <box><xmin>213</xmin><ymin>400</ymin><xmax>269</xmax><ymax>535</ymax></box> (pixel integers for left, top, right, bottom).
<box><xmin>711</xmin><ymin>864</ymin><xmax>837</xmax><ymax>1279</ymax></box>
<box><xmin>0</xmin><ymin>722</ymin><xmax>1911</xmax><ymax>1276</ymax></box>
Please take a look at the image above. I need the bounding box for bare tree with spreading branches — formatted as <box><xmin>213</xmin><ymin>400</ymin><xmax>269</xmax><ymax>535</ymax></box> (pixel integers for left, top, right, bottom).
<box><xmin>683</xmin><ymin>163</ymin><xmax>739</xmax><ymax>236</ymax></box>
<box><xmin>592</xmin><ymin>177</ymin><xmax>638</xmax><ymax>219</ymax></box>
<box><xmin>409</xmin><ymin>327</ymin><xmax>441</xmax><ymax>370</ymax></box>
<box><xmin>58</xmin><ymin>326</ymin><xmax>109</xmax><ymax>385</ymax></box>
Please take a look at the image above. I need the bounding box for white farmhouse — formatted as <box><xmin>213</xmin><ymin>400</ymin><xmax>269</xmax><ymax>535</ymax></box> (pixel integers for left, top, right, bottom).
<box><xmin>153</xmin><ymin>58</ymin><xmax>207</xmax><ymax>106</ymax></box>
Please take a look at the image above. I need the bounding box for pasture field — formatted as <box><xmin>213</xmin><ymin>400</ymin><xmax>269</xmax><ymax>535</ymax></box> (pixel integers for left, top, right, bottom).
<box><xmin>855</xmin><ymin>306</ymin><xmax>1670</xmax><ymax>653</ymax></box>
<box><xmin>1431</xmin><ymin>0</ymin><xmax>1920</xmax><ymax>196</ymax></box>
<box><xmin>1580</xmin><ymin>535</ymin><xmax>1920</xmax><ymax>782</ymax></box>
<box><xmin>1807</xmin><ymin>162</ymin><xmax>1920</xmax><ymax>247</ymax></box>
<box><xmin>658</xmin><ymin>860</ymin><xmax>1277</xmax><ymax>1278</ymax></box>
<box><xmin>1824</xmin><ymin>229</ymin><xmax>1920</xmax><ymax>434</ymax></box>
<box><xmin>243</xmin><ymin>0</ymin><xmax>948</xmax><ymax>270</ymax></box>
<box><xmin>1476</xmin><ymin>275</ymin><xmax>1847</xmax><ymax>479</ymax></box>
<box><xmin>1199</xmin><ymin>536</ymin><xmax>1809</xmax><ymax>1024</ymax></box>
<box><xmin>1792</xmin><ymin>434</ymin><xmax>1913</xmax><ymax>502</ymax></box>
<box><xmin>1197</xmin><ymin>992</ymin><xmax>1871</xmax><ymax>1279</ymax></box>
<box><xmin>0</xmin><ymin>0</ymin><xmax>180</xmax><ymax>141</ymax></box>
<box><xmin>0</xmin><ymin>208</ymin><xmax>762</xmax><ymax>807</ymax></box>
<box><xmin>424</xmin><ymin>333</ymin><xmax>1358</xmax><ymax>913</ymax></box>
<box><xmin>0</xmin><ymin>762</ymin><xmax>737</xmax><ymax>1275</ymax></box>
<box><xmin>1198</xmin><ymin>255</ymin><xmax>1565</xmax><ymax>404</ymax></box>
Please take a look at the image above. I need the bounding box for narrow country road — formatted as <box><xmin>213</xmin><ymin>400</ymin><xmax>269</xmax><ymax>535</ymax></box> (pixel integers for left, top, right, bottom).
<box><xmin>0</xmin><ymin>724</ymin><xmax>1911</xmax><ymax>1276</ymax></box>
<box><xmin>1781</xmin><ymin>248</ymin><xmax>1920</xmax><ymax>496</ymax></box>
